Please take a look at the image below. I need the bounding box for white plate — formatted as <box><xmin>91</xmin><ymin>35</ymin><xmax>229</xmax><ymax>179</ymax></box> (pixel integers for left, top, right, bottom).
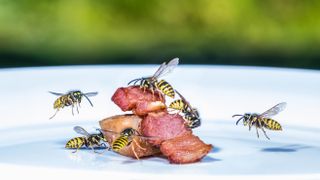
<box><xmin>0</xmin><ymin>65</ymin><xmax>320</xmax><ymax>179</ymax></box>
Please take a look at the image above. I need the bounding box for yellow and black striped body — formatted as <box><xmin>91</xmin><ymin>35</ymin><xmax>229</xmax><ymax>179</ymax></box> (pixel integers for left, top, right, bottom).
<box><xmin>169</xmin><ymin>100</ymin><xmax>201</xmax><ymax>129</ymax></box>
<box><xmin>65</xmin><ymin>137</ymin><xmax>87</xmax><ymax>149</ymax></box>
<box><xmin>65</xmin><ymin>133</ymin><xmax>105</xmax><ymax>150</ymax></box>
<box><xmin>111</xmin><ymin>128</ymin><xmax>136</xmax><ymax>152</ymax></box>
<box><xmin>262</xmin><ymin>118</ymin><xmax>282</xmax><ymax>130</ymax></box>
<box><xmin>242</xmin><ymin>113</ymin><xmax>282</xmax><ymax>131</ymax></box>
<box><xmin>130</xmin><ymin>77</ymin><xmax>175</xmax><ymax>98</ymax></box>
<box><xmin>53</xmin><ymin>95</ymin><xmax>74</xmax><ymax>109</ymax></box>
<box><xmin>156</xmin><ymin>79</ymin><xmax>175</xmax><ymax>98</ymax></box>
<box><xmin>169</xmin><ymin>99</ymin><xmax>188</xmax><ymax>112</ymax></box>
<box><xmin>184</xmin><ymin>111</ymin><xmax>201</xmax><ymax>129</ymax></box>
<box><xmin>53</xmin><ymin>91</ymin><xmax>84</xmax><ymax>110</ymax></box>
<box><xmin>112</xmin><ymin>135</ymin><xmax>130</xmax><ymax>152</ymax></box>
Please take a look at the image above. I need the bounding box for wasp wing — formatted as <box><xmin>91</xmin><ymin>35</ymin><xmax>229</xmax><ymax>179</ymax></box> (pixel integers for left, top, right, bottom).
<box><xmin>49</xmin><ymin>91</ymin><xmax>65</xmax><ymax>96</ymax></box>
<box><xmin>84</xmin><ymin>92</ymin><xmax>98</xmax><ymax>97</ymax></box>
<box><xmin>259</xmin><ymin>102</ymin><xmax>287</xmax><ymax>118</ymax></box>
<box><xmin>175</xmin><ymin>89</ymin><xmax>196</xmax><ymax>111</ymax></box>
<box><xmin>73</xmin><ymin>126</ymin><xmax>91</xmax><ymax>137</ymax></box>
<box><xmin>152</xmin><ymin>58</ymin><xmax>179</xmax><ymax>79</ymax></box>
<box><xmin>100</xmin><ymin>129</ymin><xmax>120</xmax><ymax>135</ymax></box>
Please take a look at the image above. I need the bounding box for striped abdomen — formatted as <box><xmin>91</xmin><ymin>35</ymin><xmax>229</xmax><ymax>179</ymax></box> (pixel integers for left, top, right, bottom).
<box><xmin>156</xmin><ymin>80</ymin><xmax>175</xmax><ymax>98</ymax></box>
<box><xmin>184</xmin><ymin>115</ymin><xmax>201</xmax><ymax>129</ymax></box>
<box><xmin>169</xmin><ymin>99</ymin><xmax>188</xmax><ymax>111</ymax></box>
<box><xmin>65</xmin><ymin>137</ymin><xmax>86</xmax><ymax>149</ymax></box>
<box><xmin>112</xmin><ymin>136</ymin><xmax>129</xmax><ymax>152</ymax></box>
<box><xmin>262</xmin><ymin>118</ymin><xmax>282</xmax><ymax>130</ymax></box>
<box><xmin>54</xmin><ymin>95</ymin><xmax>73</xmax><ymax>109</ymax></box>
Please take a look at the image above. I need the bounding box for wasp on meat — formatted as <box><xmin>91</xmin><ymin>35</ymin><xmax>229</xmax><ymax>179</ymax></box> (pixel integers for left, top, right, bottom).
<box><xmin>102</xmin><ymin>127</ymin><xmax>156</xmax><ymax>160</ymax></box>
<box><xmin>128</xmin><ymin>58</ymin><xmax>179</xmax><ymax>98</ymax></box>
<box><xmin>65</xmin><ymin>126</ymin><xmax>108</xmax><ymax>153</ymax></box>
<box><xmin>49</xmin><ymin>90</ymin><xmax>98</xmax><ymax>119</ymax></box>
<box><xmin>232</xmin><ymin>102</ymin><xmax>287</xmax><ymax>140</ymax></box>
<box><xmin>169</xmin><ymin>90</ymin><xmax>201</xmax><ymax>129</ymax></box>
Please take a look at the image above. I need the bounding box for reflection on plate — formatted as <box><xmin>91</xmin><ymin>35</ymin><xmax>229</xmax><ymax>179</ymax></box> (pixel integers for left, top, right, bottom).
<box><xmin>0</xmin><ymin>120</ymin><xmax>319</xmax><ymax>175</ymax></box>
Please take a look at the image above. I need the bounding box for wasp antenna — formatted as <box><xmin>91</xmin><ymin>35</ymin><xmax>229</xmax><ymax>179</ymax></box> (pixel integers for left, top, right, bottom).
<box><xmin>82</xmin><ymin>94</ymin><xmax>94</xmax><ymax>107</ymax></box>
<box><xmin>48</xmin><ymin>91</ymin><xmax>64</xmax><ymax>96</ymax></box>
<box><xmin>232</xmin><ymin>114</ymin><xmax>243</xmax><ymax>118</ymax></box>
<box><xmin>128</xmin><ymin>78</ymin><xmax>141</xmax><ymax>85</ymax></box>
<box><xmin>235</xmin><ymin>116</ymin><xmax>244</xmax><ymax>125</ymax></box>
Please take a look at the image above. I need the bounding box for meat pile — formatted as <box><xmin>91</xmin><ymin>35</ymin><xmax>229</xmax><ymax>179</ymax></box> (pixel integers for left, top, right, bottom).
<box><xmin>100</xmin><ymin>86</ymin><xmax>212</xmax><ymax>164</ymax></box>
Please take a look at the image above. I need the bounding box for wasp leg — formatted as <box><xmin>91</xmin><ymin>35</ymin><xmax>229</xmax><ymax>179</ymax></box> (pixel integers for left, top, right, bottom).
<box><xmin>87</xmin><ymin>142</ymin><xmax>99</xmax><ymax>154</ymax></box>
<box><xmin>150</xmin><ymin>88</ymin><xmax>155</xmax><ymax>100</ymax></box>
<box><xmin>100</xmin><ymin>143</ymin><xmax>111</xmax><ymax>152</ymax></box>
<box><xmin>71</xmin><ymin>104</ymin><xmax>75</xmax><ymax>116</ymax></box>
<box><xmin>247</xmin><ymin>114</ymin><xmax>253</xmax><ymax>130</ymax></box>
<box><xmin>93</xmin><ymin>142</ymin><xmax>109</xmax><ymax>154</ymax></box>
<box><xmin>72</xmin><ymin>147</ymin><xmax>81</xmax><ymax>153</ymax></box>
<box><xmin>76</xmin><ymin>102</ymin><xmax>80</xmax><ymax>114</ymax></box>
<box><xmin>255</xmin><ymin>125</ymin><xmax>260</xmax><ymax>138</ymax></box>
<box><xmin>257</xmin><ymin>120</ymin><xmax>270</xmax><ymax>140</ymax></box>
<box><xmin>133</xmin><ymin>139</ymin><xmax>146</xmax><ymax>151</ymax></box>
<box><xmin>261</xmin><ymin>127</ymin><xmax>270</xmax><ymax>140</ymax></box>
<box><xmin>131</xmin><ymin>141</ymin><xmax>140</xmax><ymax>160</ymax></box>
<box><xmin>49</xmin><ymin>109</ymin><xmax>59</xmax><ymax>119</ymax></box>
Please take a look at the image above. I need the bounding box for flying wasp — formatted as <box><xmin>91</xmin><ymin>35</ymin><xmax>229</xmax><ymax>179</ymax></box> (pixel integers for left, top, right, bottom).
<box><xmin>49</xmin><ymin>90</ymin><xmax>98</xmax><ymax>119</ymax></box>
<box><xmin>232</xmin><ymin>102</ymin><xmax>287</xmax><ymax>140</ymax></box>
<box><xmin>102</xmin><ymin>128</ymin><xmax>155</xmax><ymax>160</ymax></box>
<box><xmin>65</xmin><ymin>126</ymin><xmax>108</xmax><ymax>153</ymax></box>
<box><xmin>127</xmin><ymin>58</ymin><xmax>179</xmax><ymax>98</ymax></box>
<box><xmin>169</xmin><ymin>90</ymin><xmax>201</xmax><ymax>129</ymax></box>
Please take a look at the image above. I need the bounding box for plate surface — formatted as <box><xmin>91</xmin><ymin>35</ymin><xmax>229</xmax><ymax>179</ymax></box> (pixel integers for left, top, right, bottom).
<box><xmin>0</xmin><ymin>65</ymin><xmax>320</xmax><ymax>179</ymax></box>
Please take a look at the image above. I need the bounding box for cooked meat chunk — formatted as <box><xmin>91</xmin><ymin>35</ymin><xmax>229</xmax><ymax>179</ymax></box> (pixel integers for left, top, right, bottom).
<box><xmin>99</xmin><ymin>114</ymin><xmax>160</xmax><ymax>159</ymax></box>
<box><xmin>111</xmin><ymin>86</ymin><xmax>166</xmax><ymax>115</ymax></box>
<box><xmin>160</xmin><ymin>133</ymin><xmax>213</xmax><ymax>164</ymax></box>
<box><xmin>141</xmin><ymin>111</ymin><xmax>191</xmax><ymax>146</ymax></box>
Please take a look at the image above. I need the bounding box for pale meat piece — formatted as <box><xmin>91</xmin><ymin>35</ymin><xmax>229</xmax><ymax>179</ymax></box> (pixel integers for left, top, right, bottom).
<box><xmin>160</xmin><ymin>133</ymin><xmax>213</xmax><ymax>164</ymax></box>
<box><xmin>111</xmin><ymin>86</ymin><xmax>166</xmax><ymax>116</ymax></box>
<box><xmin>99</xmin><ymin>114</ymin><xmax>160</xmax><ymax>159</ymax></box>
<box><xmin>141</xmin><ymin>111</ymin><xmax>192</xmax><ymax>146</ymax></box>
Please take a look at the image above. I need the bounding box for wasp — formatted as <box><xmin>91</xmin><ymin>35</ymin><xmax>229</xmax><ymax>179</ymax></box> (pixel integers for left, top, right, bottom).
<box><xmin>65</xmin><ymin>126</ymin><xmax>108</xmax><ymax>153</ymax></box>
<box><xmin>128</xmin><ymin>58</ymin><xmax>179</xmax><ymax>98</ymax></box>
<box><xmin>169</xmin><ymin>90</ymin><xmax>201</xmax><ymax>129</ymax></box>
<box><xmin>49</xmin><ymin>90</ymin><xmax>98</xmax><ymax>119</ymax></box>
<box><xmin>102</xmin><ymin>128</ymin><xmax>154</xmax><ymax>160</ymax></box>
<box><xmin>232</xmin><ymin>102</ymin><xmax>287</xmax><ymax>140</ymax></box>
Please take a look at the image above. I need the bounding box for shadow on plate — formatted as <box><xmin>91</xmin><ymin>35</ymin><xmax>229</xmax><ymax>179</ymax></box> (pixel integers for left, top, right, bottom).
<box><xmin>211</xmin><ymin>146</ymin><xmax>221</xmax><ymax>153</ymax></box>
<box><xmin>261</xmin><ymin>144</ymin><xmax>312</xmax><ymax>153</ymax></box>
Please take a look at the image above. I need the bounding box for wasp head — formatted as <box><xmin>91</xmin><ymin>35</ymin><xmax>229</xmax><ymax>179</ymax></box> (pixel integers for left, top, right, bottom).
<box><xmin>121</xmin><ymin>128</ymin><xmax>136</xmax><ymax>137</ymax></box>
<box><xmin>96</xmin><ymin>129</ymin><xmax>107</xmax><ymax>141</ymax></box>
<box><xmin>233</xmin><ymin>113</ymin><xmax>250</xmax><ymax>126</ymax></box>
<box><xmin>71</xmin><ymin>91</ymin><xmax>83</xmax><ymax>101</ymax></box>
<box><xmin>242</xmin><ymin>113</ymin><xmax>253</xmax><ymax>126</ymax></box>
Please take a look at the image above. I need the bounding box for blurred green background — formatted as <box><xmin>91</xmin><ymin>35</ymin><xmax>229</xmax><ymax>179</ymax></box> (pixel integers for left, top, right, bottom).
<box><xmin>0</xmin><ymin>0</ymin><xmax>320</xmax><ymax>69</ymax></box>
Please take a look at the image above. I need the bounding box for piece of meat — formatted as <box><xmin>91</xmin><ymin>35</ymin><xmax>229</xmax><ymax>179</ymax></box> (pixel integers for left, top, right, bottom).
<box><xmin>111</xmin><ymin>86</ymin><xmax>166</xmax><ymax>115</ymax></box>
<box><xmin>160</xmin><ymin>133</ymin><xmax>213</xmax><ymax>164</ymax></box>
<box><xmin>99</xmin><ymin>114</ymin><xmax>160</xmax><ymax>159</ymax></box>
<box><xmin>141</xmin><ymin>111</ymin><xmax>191</xmax><ymax>146</ymax></box>
<box><xmin>133</xmin><ymin>101</ymin><xmax>166</xmax><ymax>115</ymax></box>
